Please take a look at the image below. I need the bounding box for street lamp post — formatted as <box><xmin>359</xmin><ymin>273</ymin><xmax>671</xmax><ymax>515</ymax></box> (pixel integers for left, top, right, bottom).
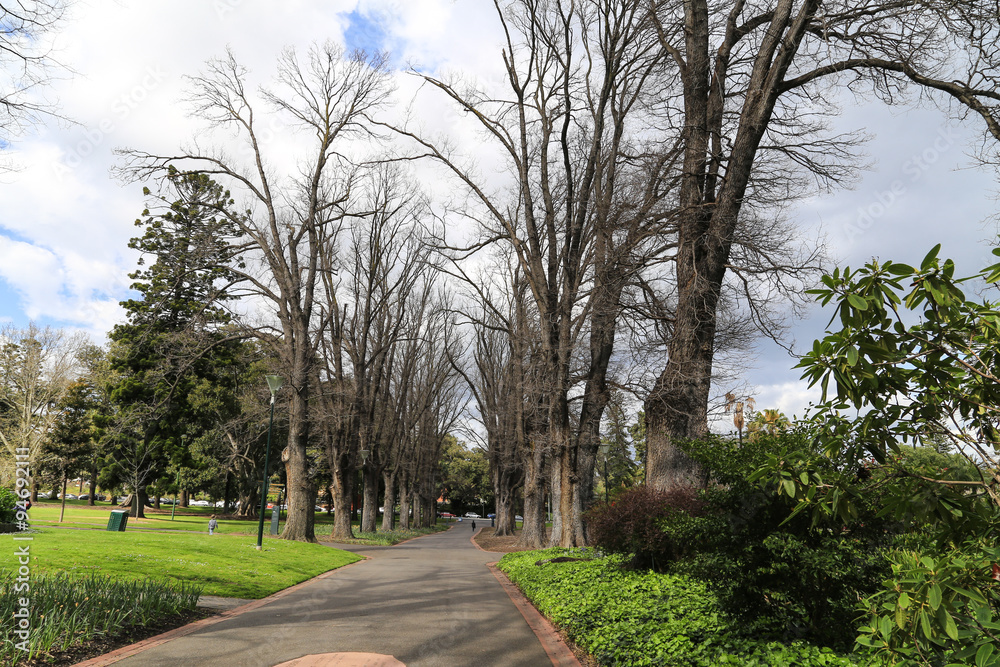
<box><xmin>170</xmin><ymin>468</ymin><xmax>179</xmax><ymax>521</ymax></box>
<box><xmin>599</xmin><ymin>443</ymin><xmax>611</xmax><ymax>504</ymax></box>
<box><xmin>256</xmin><ymin>375</ymin><xmax>283</xmax><ymax>550</ymax></box>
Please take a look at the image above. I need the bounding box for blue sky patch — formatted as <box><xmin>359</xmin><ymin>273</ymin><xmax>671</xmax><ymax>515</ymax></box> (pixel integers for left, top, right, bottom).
<box><xmin>343</xmin><ymin>10</ymin><xmax>389</xmax><ymax>56</ymax></box>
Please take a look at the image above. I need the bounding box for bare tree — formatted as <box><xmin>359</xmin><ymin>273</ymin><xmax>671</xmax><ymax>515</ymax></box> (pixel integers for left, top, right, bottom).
<box><xmin>0</xmin><ymin>0</ymin><xmax>68</xmax><ymax>156</ymax></box>
<box><xmin>119</xmin><ymin>43</ymin><xmax>393</xmax><ymax>541</ymax></box>
<box><xmin>0</xmin><ymin>323</ymin><xmax>83</xmax><ymax>486</ymax></box>
<box><xmin>389</xmin><ymin>0</ymin><xmax>679</xmax><ymax>546</ymax></box>
<box><xmin>643</xmin><ymin>0</ymin><xmax>1000</xmax><ymax>490</ymax></box>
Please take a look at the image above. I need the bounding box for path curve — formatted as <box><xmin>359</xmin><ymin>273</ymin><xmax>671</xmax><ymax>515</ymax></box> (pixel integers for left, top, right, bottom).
<box><xmin>85</xmin><ymin>525</ymin><xmax>573</xmax><ymax>667</ymax></box>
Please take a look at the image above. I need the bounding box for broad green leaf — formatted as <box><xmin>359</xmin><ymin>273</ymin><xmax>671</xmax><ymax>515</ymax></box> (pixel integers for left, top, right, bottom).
<box><xmin>920</xmin><ymin>610</ymin><xmax>933</xmax><ymax>639</ymax></box>
<box><xmin>976</xmin><ymin>643</ymin><xmax>995</xmax><ymax>667</ymax></box>
<box><xmin>929</xmin><ymin>583</ymin><xmax>942</xmax><ymax>610</ymax></box>
<box><xmin>782</xmin><ymin>479</ymin><xmax>796</xmax><ymax>497</ymax></box>
<box><xmin>847</xmin><ymin>293</ymin><xmax>868</xmax><ymax>310</ymax></box>
<box><xmin>846</xmin><ymin>346</ymin><xmax>859</xmax><ymax>366</ymax></box>
<box><xmin>885</xmin><ymin>262</ymin><xmax>915</xmax><ymax>276</ymax></box>
<box><xmin>943</xmin><ymin>609</ymin><xmax>958</xmax><ymax>641</ymax></box>
<box><xmin>898</xmin><ymin>592</ymin><xmax>911</xmax><ymax>609</ymax></box>
<box><xmin>921</xmin><ymin>244</ymin><xmax>942</xmax><ymax>270</ymax></box>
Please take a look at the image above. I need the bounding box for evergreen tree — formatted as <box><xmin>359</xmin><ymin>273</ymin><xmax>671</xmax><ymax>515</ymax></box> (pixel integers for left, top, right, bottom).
<box><xmin>106</xmin><ymin>169</ymin><xmax>243</xmax><ymax>517</ymax></box>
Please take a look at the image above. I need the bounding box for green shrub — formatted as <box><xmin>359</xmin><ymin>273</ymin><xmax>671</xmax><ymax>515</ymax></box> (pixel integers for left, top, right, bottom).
<box><xmin>499</xmin><ymin>548</ymin><xmax>861</xmax><ymax>666</ymax></box>
<box><xmin>584</xmin><ymin>485</ymin><xmax>707</xmax><ymax>570</ymax></box>
<box><xmin>674</xmin><ymin>432</ymin><xmax>894</xmax><ymax>651</ymax></box>
<box><xmin>857</xmin><ymin>539</ymin><xmax>1000</xmax><ymax>666</ymax></box>
<box><xmin>0</xmin><ymin>487</ymin><xmax>18</xmax><ymax>524</ymax></box>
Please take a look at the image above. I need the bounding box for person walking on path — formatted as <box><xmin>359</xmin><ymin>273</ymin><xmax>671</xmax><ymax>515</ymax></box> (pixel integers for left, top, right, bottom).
<box><xmin>471</xmin><ymin>519</ymin><xmax>476</xmax><ymax>531</ymax></box>
<box><xmin>208</xmin><ymin>515</ymin><xmax>218</xmax><ymax>535</ymax></box>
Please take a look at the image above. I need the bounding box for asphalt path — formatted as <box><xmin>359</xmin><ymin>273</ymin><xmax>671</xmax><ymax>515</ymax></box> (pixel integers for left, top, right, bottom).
<box><xmin>108</xmin><ymin>525</ymin><xmax>557</xmax><ymax>666</ymax></box>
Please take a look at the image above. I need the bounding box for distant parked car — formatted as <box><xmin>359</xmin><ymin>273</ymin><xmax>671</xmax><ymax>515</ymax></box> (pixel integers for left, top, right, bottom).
<box><xmin>464</xmin><ymin>512</ymin><xmax>480</xmax><ymax>518</ymax></box>
<box><xmin>78</xmin><ymin>494</ymin><xmax>90</xmax><ymax>500</ymax></box>
<box><xmin>515</xmin><ymin>515</ymin><xmax>523</xmax><ymax>521</ymax></box>
<box><xmin>439</xmin><ymin>512</ymin><xmax>456</xmax><ymax>518</ymax></box>
<box><xmin>486</xmin><ymin>513</ymin><xmax>495</xmax><ymax>518</ymax></box>
<box><xmin>64</xmin><ymin>494</ymin><xmax>78</xmax><ymax>500</ymax></box>
<box><xmin>190</xmin><ymin>500</ymin><xmax>211</xmax><ymax>507</ymax></box>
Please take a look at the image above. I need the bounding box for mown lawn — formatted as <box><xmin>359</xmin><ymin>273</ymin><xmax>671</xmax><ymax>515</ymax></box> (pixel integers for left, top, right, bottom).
<box><xmin>28</xmin><ymin>501</ymin><xmax>448</xmax><ymax>542</ymax></box>
<box><xmin>17</xmin><ymin>526</ymin><xmax>362</xmax><ymax>599</ymax></box>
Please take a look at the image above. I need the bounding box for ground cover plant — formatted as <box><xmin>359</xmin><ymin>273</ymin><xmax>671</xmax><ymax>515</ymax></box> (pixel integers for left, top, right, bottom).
<box><xmin>499</xmin><ymin>548</ymin><xmax>860</xmax><ymax>666</ymax></box>
<box><xmin>20</xmin><ymin>526</ymin><xmax>361</xmax><ymax>598</ymax></box>
<box><xmin>0</xmin><ymin>572</ymin><xmax>200</xmax><ymax>666</ymax></box>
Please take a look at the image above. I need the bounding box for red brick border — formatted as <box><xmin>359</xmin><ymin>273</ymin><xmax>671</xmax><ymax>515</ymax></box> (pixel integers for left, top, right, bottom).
<box><xmin>488</xmin><ymin>563</ymin><xmax>582</xmax><ymax>667</ymax></box>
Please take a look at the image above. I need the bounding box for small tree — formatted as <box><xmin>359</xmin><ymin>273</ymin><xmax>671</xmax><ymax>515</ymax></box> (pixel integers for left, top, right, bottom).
<box><xmin>43</xmin><ymin>379</ymin><xmax>98</xmax><ymax>522</ymax></box>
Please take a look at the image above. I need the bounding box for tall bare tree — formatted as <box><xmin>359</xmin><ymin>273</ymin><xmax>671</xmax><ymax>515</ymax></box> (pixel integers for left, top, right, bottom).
<box><xmin>120</xmin><ymin>43</ymin><xmax>393</xmax><ymax>541</ymax></box>
<box><xmin>0</xmin><ymin>323</ymin><xmax>83</xmax><ymax>485</ymax></box>
<box><xmin>1</xmin><ymin>0</ymin><xmax>68</xmax><ymax>157</ymax></box>
<box><xmin>643</xmin><ymin>0</ymin><xmax>1000</xmax><ymax>490</ymax></box>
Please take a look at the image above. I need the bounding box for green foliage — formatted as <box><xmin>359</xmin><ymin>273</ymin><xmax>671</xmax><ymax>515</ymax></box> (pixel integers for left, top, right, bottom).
<box><xmin>0</xmin><ymin>573</ymin><xmax>201</xmax><ymax>666</ymax></box>
<box><xmin>437</xmin><ymin>436</ymin><xmax>491</xmax><ymax>513</ymax></box>
<box><xmin>499</xmin><ymin>548</ymin><xmax>860</xmax><ymax>666</ymax></box>
<box><xmin>0</xmin><ymin>486</ymin><xmax>17</xmax><ymax>523</ymax></box>
<box><xmin>773</xmin><ymin>243</ymin><xmax>1000</xmax><ymax>664</ymax></box>
<box><xmin>857</xmin><ymin>540</ymin><xmax>1000</xmax><ymax>667</ymax></box>
<box><xmin>677</xmin><ymin>432</ymin><xmax>893</xmax><ymax>651</ymax></box>
<box><xmin>788</xmin><ymin>244</ymin><xmax>999</xmax><ymax>538</ymax></box>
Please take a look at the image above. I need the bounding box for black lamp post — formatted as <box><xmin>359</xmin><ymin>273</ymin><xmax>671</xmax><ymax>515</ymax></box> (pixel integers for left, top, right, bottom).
<box><xmin>256</xmin><ymin>375</ymin><xmax>283</xmax><ymax>550</ymax></box>
<box><xmin>599</xmin><ymin>442</ymin><xmax>611</xmax><ymax>503</ymax></box>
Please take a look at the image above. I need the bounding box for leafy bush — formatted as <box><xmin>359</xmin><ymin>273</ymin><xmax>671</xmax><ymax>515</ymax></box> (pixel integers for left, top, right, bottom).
<box><xmin>857</xmin><ymin>539</ymin><xmax>1000</xmax><ymax>666</ymax></box>
<box><xmin>0</xmin><ymin>487</ymin><xmax>18</xmax><ymax>524</ymax></box>
<box><xmin>584</xmin><ymin>485</ymin><xmax>707</xmax><ymax>570</ymax></box>
<box><xmin>674</xmin><ymin>432</ymin><xmax>893</xmax><ymax>651</ymax></box>
<box><xmin>499</xmin><ymin>548</ymin><xmax>860</xmax><ymax>666</ymax></box>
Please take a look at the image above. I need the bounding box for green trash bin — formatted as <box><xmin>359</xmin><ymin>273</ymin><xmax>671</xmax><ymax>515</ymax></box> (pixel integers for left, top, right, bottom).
<box><xmin>107</xmin><ymin>510</ymin><xmax>128</xmax><ymax>532</ymax></box>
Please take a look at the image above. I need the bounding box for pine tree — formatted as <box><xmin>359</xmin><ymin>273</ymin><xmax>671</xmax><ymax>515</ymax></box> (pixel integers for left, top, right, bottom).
<box><xmin>106</xmin><ymin>169</ymin><xmax>243</xmax><ymax>517</ymax></box>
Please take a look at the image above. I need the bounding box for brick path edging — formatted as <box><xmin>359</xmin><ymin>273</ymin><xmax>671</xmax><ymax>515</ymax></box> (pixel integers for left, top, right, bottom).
<box><xmin>488</xmin><ymin>562</ymin><xmax>582</xmax><ymax>667</ymax></box>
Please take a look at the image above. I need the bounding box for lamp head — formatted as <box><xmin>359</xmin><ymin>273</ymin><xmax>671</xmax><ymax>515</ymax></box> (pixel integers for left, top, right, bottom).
<box><xmin>599</xmin><ymin>443</ymin><xmax>611</xmax><ymax>456</ymax></box>
<box><xmin>359</xmin><ymin>449</ymin><xmax>370</xmax><ymax>464</ymax></box>
<box><xmin>266</xmin><ymin>375</ymin><xmax>283</xmax><ymax>398</ymax></box>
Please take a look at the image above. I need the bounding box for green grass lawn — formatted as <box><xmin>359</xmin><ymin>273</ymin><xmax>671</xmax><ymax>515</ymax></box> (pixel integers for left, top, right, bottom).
<box><xmin>29</xmin><ymin>501</ymin><xmax>450</xmax><ymax>542</ymax></box>
<box><xmin>18</xmin><ymin>526</ymin><xmax>362</xmax><ymax>599</ymax></box>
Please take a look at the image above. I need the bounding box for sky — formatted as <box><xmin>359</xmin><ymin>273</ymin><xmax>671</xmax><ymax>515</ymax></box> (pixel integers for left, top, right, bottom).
<box><xmin>0</xmin><ymin>0</ymin><xmax>997</xmax><ymax>427</ymax></box>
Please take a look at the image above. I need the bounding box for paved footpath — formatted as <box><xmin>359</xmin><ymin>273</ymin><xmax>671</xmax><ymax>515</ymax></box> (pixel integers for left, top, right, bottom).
<box><xmin>90</xmin><ymin>526</ymin><xmax>575</xmax><ymax>667</ymax></box>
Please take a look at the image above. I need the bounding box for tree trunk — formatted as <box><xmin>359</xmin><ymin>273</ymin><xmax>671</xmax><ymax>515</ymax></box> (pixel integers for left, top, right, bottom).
<box><xmin>491</xmin><ymin>465</ymin><xmax>517</xmax><ymax>537</ymax></box>
<box><xmin>129</xmin><ymin>487</ymin><xmax>147</xmax><ymax>519</ymax></box>
<box><xmin>87</xmin><ymin>470</ymin><xmax>97</xmax><ymax>506</ymax></box>
<box><xmin>516</xmin><ymin>445</ymin><xmax>547</xmax><ymax>549</ymax></box>
<box><xmin>360</xmin><ymin>465</ymin><xmax>378</xmax><ymax>533</ymax></box>
<box><xmin>153</xmin><ymin>495</ymin><xmax>161</xmax><ymax>509</ymax></box>
<box><xmin>398</xmin><ymin>479</ymin><xmax>411</xmax><ymax>530</ymax></box>
<box><xmin>381</xmin><ymin>471</ymin><xmax>396</xmax><ymax>532</ymax></box>
<box><xmin>280</xmin><ymin>364</ymin><xmax>317</xmax><ymax>543</ymax></box>
<box><xmin>59</xmin><ymin>476</ymin><xmax>68</xmax><ymax>523</ymax></box>
<box><xmin>180</xmin><ymin>488</ymin><xmax>189</xmax><ymax>508</ymax></box>
<box><xmin>330</xmin><ymin>459</ymin><xmax>355</xmax><ymax>541</ymax></box>
<box><xmin>223</xmin><ymin>470</ymin><xmax>232</xmax><ymax>513</ymax></box>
